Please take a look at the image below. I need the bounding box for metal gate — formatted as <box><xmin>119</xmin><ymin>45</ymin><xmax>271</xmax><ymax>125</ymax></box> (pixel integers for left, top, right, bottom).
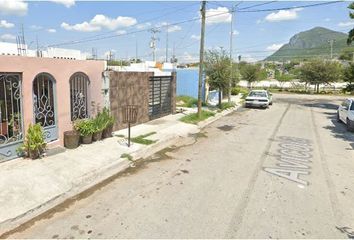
<box><xmin>149</xmin><ymin>76</ymin><xmax>172</xmax><ymax>120</ymax></box>
<box><xmin>33</xmin><ymin>73</ymin><xmax>58</xmax><ymax>142</ymax></box>
<box><xmin>70</xmin><ymin>72</ymin><xmax>90</xmax><ymax>121</ymax></box>
<box><xmin>0</xmin><ymin>73</ymin><xmax>23</xmax><ymax>161</ymax></box>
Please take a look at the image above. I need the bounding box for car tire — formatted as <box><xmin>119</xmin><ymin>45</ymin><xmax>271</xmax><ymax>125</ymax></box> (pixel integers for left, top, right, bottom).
<box><xmin>347</xmin><ymin>118</ymin><xmax>354</xmax><ymax>132</ymax></box>
<box><xmin>269</xmin><ymin>102</ymin><xmax>273</xmax><ymax>105</ymax></box>
<box><xmin>336</xmin><ymin>111</ymin><xmax>341</xmax><ymax>123</ymax></box>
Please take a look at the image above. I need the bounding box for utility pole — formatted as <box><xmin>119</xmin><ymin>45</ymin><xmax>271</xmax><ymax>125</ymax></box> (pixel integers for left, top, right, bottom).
<box><xmin>228</xmin><ymin>5</ymin><xmax>235</xmax><ymax>103</ymax></box>
<box><xmin>197</xmin><ymin>1</ymin><xmax>206</xmax><ymax>118</ymax></box>
<box><xmin>165</xmin><ymin>24</ymin><xmax>169</xmax><ymax>63</ymax></box>
<box><xmin>135</xmin><ymin>39</ymin><xmax>138</xmax><ymax>63</ymax></box>
<box><xmin>328</xmin><ymin>39</ymin><xmax>335</xmax><ymax>59</ymax></box>
<box><xmin>149</xmin><ymin>28</ymin><xmax>160</xmax><ymax>62</ymax></box>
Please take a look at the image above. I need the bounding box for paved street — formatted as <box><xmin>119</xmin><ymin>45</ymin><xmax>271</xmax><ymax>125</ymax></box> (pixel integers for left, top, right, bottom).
<box><xmin>7</xmin><ymin>93</ymin><xmax>354</xmax><ymax>239</ymax></box>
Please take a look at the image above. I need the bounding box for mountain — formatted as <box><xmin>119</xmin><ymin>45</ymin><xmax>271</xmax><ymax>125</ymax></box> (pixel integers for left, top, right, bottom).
<box><xmin>265</xmin><ymin>27</ymin><xmax>354</xmax><ymax>61</ymax></box>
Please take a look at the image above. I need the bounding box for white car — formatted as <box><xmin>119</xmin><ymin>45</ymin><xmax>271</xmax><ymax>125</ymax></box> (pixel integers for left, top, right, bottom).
<box><xmin>245</xmin><ymin>90</ymin><xmax>272</xmax><ymax>108</ymax></box>
<box><xmin>337</xmin><ymin>98</ymin><xmax>354</xmax><ymax>132</ymax></box>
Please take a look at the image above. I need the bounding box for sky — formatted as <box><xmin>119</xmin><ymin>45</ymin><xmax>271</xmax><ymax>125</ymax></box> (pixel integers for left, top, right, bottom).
<box><xmin>0</xmin><ymin>0</ymin><xmax>353</xmax><ymax>63</ymax></box>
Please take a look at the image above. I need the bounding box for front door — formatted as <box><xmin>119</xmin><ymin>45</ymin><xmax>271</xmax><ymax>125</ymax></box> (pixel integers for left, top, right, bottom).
<box><xmin>0</xmin><ymin>73</ymin><xmax>24</xmax><ymax>161</ymax></box>
<box><xmin>33</xmin><ymin>73</ymin><xmax>58</xmax><ymax>142</ymax></box>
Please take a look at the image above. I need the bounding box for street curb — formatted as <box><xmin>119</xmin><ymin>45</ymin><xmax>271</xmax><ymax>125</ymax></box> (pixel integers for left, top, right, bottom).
<box><xmin>0</xmin><ymin>103</ymin><xmax>242</xmax><ymax>237</ymax></box>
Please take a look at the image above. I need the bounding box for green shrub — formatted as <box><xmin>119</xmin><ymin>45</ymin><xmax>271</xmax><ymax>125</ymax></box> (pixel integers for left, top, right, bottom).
<box><xmin>18</xmin><ymin>123</ymin><xmax>46</xmax><ymax>159</ymax></box>
<box><xmin>74</xmin><ymin>119</ymin><xmax>95</xmax><ymax>136</ymax></box>
<box><xmin>180</xmin><ymin>110</ymin><xmax>215</xmax><ymax>124</ymax></box>
<box><xmin>101</xmin><ymin>107</ymin><xmax>115</xmax><ymax>128</ymax></box>
<box><xmin>93</xmin><ymin>111</ymin><xmax>106</xmax><ymax>132</ymax></box>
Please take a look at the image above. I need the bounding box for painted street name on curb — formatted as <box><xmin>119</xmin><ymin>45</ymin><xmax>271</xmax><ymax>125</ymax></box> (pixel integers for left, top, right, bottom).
<box><xmin>263</xmin><ymin>136</ymin><xmax>313</xmax><ymax>186</ymax></box>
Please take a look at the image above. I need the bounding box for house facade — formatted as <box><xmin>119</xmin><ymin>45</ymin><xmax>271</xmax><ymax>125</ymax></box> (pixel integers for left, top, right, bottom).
<box><xmin>0</xmin><ymin>56</ymin><xmax>106</xmax><ymax>161</ymax></box>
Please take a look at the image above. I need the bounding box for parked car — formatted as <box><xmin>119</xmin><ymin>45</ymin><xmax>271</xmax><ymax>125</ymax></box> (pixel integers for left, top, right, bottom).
<box><xmin>337</xmin><ymin>98</ymin><xmax>354</xmax><ymax>132</ymax></box>
<box><xmin>245</xmin><ymin>90</ymin><xmax>272</xmax><ymax>108</ymax></box>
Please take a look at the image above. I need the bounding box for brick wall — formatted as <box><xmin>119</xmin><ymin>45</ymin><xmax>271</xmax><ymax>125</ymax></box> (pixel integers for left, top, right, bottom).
<box><xmin>109</xmin><ymin>71</ymin><xmax>176</xmax><ymax>130</ymax></box>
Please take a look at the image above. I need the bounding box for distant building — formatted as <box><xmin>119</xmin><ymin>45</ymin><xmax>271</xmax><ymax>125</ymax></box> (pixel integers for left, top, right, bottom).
<box><xmin>0</xmin><ymin>42</ymin><xmax>88</xmax><ymax>60</ymax></box>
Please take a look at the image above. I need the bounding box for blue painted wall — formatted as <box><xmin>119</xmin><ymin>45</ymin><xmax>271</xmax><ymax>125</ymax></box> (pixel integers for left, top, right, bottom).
<box><xmin>176</xmin><ymin>68</ymin><xmax>203</xmax><ymax>99</ymax></box>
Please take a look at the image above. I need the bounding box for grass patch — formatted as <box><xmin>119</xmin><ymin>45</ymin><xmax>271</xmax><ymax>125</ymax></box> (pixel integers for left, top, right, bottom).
<box><xmin>176</xmin><ymin>95</ymin><xmax>208</xmax><ymax>108</ymax></box>
<box><xmin>176</xmin><ymin>95</ymin><xmax>198</xmax><ymax>107</ymax></box>
<box><xmin>131</xmin><ymin>132</ymin><xmax>157</xmax><ymax>145</ymax></box>
<box><xmin>121</xmin><ymin>153</ymin><xmax>133</xmax><ymax>161</ymax></box>
<box><xmin>180</xmin><ymin>110</ymin><xmax>215</xmax><ymax>124</ymax></box>
<box><xmin>220</xmin><ymin>102</ymin><xmax>235</xmax><ymax>110</ymax></box>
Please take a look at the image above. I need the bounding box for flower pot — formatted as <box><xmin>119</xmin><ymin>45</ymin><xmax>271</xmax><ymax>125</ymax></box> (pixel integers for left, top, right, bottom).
<box><xmin>92</xmin><ymin>130</ymin><xmax>102</xmax><ymax>141</ymax></box>
<box><xmin>81</xmin><ymin>134</ymin><xmax>93</xmax><ymax>144</ymax></box>
<box><xmin>29</xmin><ymin>149</ymin><xmax>39</xmax><ymax>160</ymax></box>
<box><xmin>102</xmin><ymin>125</ymin><xmax>113</xmax><ymax>138</ymax></box>
<box><xmin>64</xmin><ymin>130</ymin><xmax>80</xmax><ymax>149</ymax></box>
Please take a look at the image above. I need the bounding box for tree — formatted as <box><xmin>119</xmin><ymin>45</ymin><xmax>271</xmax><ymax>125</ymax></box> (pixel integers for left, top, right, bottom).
<box><xmin>204</xmin><ymin>49</ymin><xmax>231</xmax><ymax>108</ymax></box>
<box><xmin>299</xmin><ymin>60</ymin><xmax>342</xmax><ymax>93</ymax></box>
<box><xmin>240</xmin><ymin>63</ymin><xmax>261</xmax><ymax>89</ymax></box>
<box><xmin>275</xmin><ymin>73</ymin><xmax>294</xmax><ymax>89</ymax></box>
<box><xmin>348</xmin><ymin>2</ymin><xmax>354</xmax><ymax>45</ymax></box>
<box><xmin>343</xmin><ymin>63</ymin><xmax>354</xmax><ymax>92</ymax></box>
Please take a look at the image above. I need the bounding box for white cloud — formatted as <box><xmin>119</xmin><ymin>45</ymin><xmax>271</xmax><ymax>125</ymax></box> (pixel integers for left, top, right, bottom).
<box><xmin>30</xmin><ymin>25</ymin><xmax>42</xmax><ymax>30</ymax></box>
<box><xmin>240</xmin><ymin>54</ymin><xmax>258</xmax><ymax>63</ymax></box>
<box><xmin>168</xmin><ymin>25</ymin><xmax>182</xmax><ymax>33</ymax></box>
<box><xmin>191</xmin><ymin>34</ymin><xmax>200</xmax><ymax>40</ymax></box>
<box><xmin>61</xmin><ymin>22</ymin><xmax>100</xmax><ymax>32</ymax></box>
<box><xmin>205</xmin><ymin>7</ymin><xmax>231</xmax><ymax>25</ymax></box>
<box><xmin>231</xmin><ymin>30</ymin><xmax>239</xmax><ymax>35</ymax></box>
<box><xmin>156</xmin><ymin>22</ymin><xmax>182</xmax><ymax>33</ymax></box>
<box><xmin>136</xmin><ymin>22</ymin><xmax>151</xmax><ymax>30</ymax></box>
<box><xmin>47</xmin><ymin>28</ymin><xmax>56</xmax><ymax>33</ymax></box>
<box><xmin>0</xmin><ymin>33</ymin><xmax>16</xmax><ymax>41</ymax></box>
<box><xmin>49</xmin><ymin>0</ymin><xmax>75</xmax><ymax>8</ymax></box>
<box><xmin>180</xmin><ymin>51</ymin><xmax>199</xmax><ymax>63</ymax></box>
<box><xmin>266</xmin><ymin>43</ymin><xmax>284</xmax><ymax>51</ymax></box>
<box><xmin>61</xmin><ymin>14</ymin><xmax>137</xmax><ymax>32</ymax></box>
<box><xmin>265</xmin><ymin>8</ymin><xmax>302</xmax><ymax>22</ymax></box>
<box><xmin>0</xmin><ymin>0</ymin><xmax>28</xmax><ymax>16</ymax></box>
<box><xmin>0</xmin><ymin>20</ymin><xmax>14</xmax><ymax>28</ymax></box>
<box><xmin>116</xmin><ymin>30</ymin><xmax>126</xmax><ymax>35</ymax></box>
<box><xmin>338</xmin><ymin>21</ymin><xmax>354</xmax><ymax>27</ymax></box>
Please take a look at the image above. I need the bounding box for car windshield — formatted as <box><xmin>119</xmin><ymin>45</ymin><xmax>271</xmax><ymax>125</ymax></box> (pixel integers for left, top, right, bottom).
<box><xmin>249</xmin><ymin>91</ymin><xmax>267</xmax><ymax>97</ymax></box>
<box><xmin>350</xmin><ymin>101</ymin><xmax>354</xmax><ymax>110</ymax></box>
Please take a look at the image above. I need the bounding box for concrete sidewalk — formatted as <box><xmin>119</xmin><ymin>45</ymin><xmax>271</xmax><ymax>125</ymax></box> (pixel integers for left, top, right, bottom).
<box><xmin>0</xmin><ymin>95</ymin><xmax>242</xmax><ymax>235</ymax></box>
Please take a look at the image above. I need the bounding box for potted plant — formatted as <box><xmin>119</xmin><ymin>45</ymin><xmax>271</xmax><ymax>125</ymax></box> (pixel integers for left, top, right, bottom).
<box><xmin>63</xmin><ymin>129</ymin><xmax>80</xmax><ymax>149</ymax></box>
<box><xmin>18</xmin><ymin>123</ymin><xmax>46</xmax><ymax>159</ymax></box>
<box><xmin>92</xmin><ymin>112</ymin><xmax>105</xmax><ymax>141</ymax></box>
<box><xmin>102</xmin><ymin>108</ymin><xmax>115</xmax><ymax>138</ymax></box>
<box><xmin>74</xmin><ymin>119</ymin><xmax>95</xmax><ymax>144</ymax></box>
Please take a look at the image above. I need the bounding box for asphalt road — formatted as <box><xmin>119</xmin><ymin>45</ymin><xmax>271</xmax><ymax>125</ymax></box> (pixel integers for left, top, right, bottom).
<box><xmin>8</xmin><ymin>93</ymin><xmax>354</xmax><ymax>239</ymax></box>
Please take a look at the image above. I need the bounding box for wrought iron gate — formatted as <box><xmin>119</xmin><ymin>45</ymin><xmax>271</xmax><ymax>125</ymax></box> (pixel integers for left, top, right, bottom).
<box><xmin>70</xmin><ymin>72</ymin><xmax>90</xmax><ymax>121</ymax></box>
<box><xmin>33</xmin><ymin>73</ymin><xmax>58</xmax><ymax>142</ymax></box>
<box><xmin>0</xmin><ymin>73</ymin><xmax>23</xmax><ymax>161</ymax></box>
<box><xmin>149</xmin><ymin>76</ymin><xmax>172</xmax><ymax>120</ymax></box>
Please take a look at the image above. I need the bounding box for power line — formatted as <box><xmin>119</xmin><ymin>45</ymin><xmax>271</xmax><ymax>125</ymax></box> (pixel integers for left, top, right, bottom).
<box><xmin>237</xmin><ymin>1</ymin><xmax>277</xmax><ymax>10</ymax></box>
<box><xmin>236</xmin><ymin>1</ymin><xmax>342</xmax><ymax>13</ymax></box>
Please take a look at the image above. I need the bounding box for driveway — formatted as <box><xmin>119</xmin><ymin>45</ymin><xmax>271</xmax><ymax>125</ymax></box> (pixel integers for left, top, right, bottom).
<box><xmin>6</xmin><ymin>93</ymin><xmax>354</xmax><ymax>239</ymax></box>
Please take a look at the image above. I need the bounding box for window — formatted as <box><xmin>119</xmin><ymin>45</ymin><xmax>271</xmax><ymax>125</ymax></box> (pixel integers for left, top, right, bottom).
<box><xmin>70</xmin><ymin>72</ymin><xmax>90</xmax><ymax>121</ymax></box>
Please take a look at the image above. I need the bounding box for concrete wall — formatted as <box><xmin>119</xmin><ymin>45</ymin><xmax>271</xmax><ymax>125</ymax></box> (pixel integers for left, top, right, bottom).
<box><xmin>0</xmin><ymin>55</ymin><xmax>106</xmax><ymax>147</ymax></box>
<box><xmin>109</xmin><ymin>71</ymin><xmax>176</xmax><ymax>130</ymax></box>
